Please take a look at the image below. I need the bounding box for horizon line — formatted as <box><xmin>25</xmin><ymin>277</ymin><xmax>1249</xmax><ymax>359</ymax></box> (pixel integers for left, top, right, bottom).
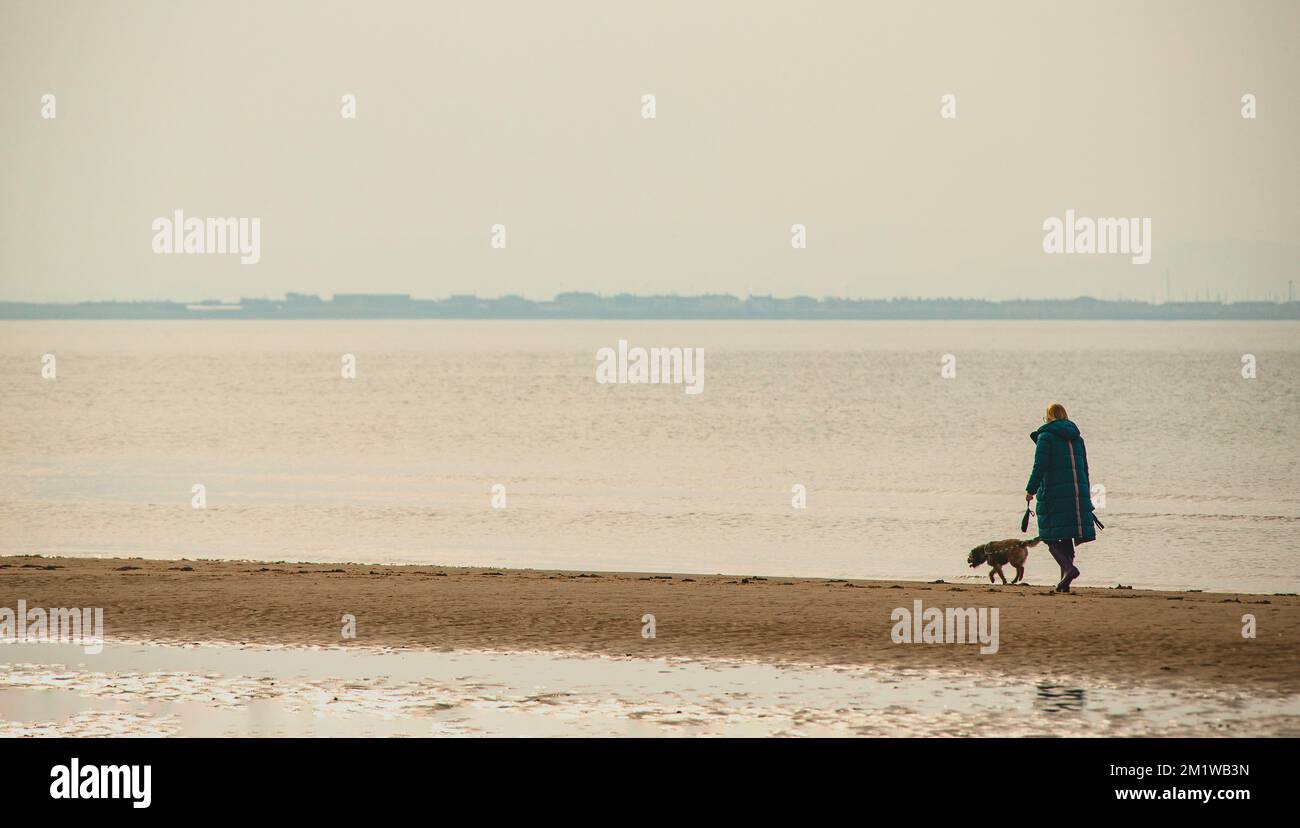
<box><xmin>4</xmin><ymin>292</ymin><xmax>1299</xmax><ymax>307</ymax></box>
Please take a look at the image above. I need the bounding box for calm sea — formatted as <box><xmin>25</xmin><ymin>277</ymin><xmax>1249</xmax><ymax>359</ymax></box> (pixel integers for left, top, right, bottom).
<box><xmin>1</xmin><ymin>320</ymin><xmax>1296</xmax><ymax>592</ymax></box>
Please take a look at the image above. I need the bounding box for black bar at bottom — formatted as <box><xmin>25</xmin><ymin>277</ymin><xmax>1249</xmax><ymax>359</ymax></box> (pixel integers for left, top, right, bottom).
<box><xmin>2</xmin><ymin>737</ymin><xmax>1283</xmax><ymax>814</ymax></box>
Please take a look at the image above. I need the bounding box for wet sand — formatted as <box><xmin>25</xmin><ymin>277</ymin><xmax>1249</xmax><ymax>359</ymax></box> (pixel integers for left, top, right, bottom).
<box><xmin>2</xmin><ymin>555</ymin><xmax>1296</xmax><ymax>694</ymax></box>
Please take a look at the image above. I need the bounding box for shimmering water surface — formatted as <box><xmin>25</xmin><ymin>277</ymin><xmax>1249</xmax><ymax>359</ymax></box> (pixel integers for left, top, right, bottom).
<box><xmin>1</xmin><ymin>320</ymin><xmax>1297</xmax><ymax>592</ymax></box>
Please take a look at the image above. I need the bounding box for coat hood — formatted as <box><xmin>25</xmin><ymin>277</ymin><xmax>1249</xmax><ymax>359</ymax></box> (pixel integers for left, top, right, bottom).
<box><xmin>1031</xmin><ymin>418</ymin><xmax>1080</xmax><ymax>443</ymax></box>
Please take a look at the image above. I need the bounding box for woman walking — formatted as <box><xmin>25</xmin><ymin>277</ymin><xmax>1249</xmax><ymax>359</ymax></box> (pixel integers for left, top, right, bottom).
<box><xmin>1025</xmin><ymin>403</ymin><xmax>1096</xmax><ymax>592</ymax></box>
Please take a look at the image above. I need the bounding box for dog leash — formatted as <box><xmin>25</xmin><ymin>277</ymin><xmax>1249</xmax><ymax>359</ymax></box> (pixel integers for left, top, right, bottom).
<box><xmin>1021</xmin><ymin>506</ymin><xmax>1104</xmax><ymax>531</ymax></box>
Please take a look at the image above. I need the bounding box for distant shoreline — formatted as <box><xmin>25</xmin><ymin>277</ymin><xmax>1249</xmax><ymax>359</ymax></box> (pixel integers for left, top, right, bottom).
<box><xmin>4</xmin><ymin>293</ymin><xmax>1299</xmax><ymax>321</ymax></box>
<box><xmin>6</xmin><ymin>555</ymin><xmax>1297</xmax><ymax>694</ymax></box>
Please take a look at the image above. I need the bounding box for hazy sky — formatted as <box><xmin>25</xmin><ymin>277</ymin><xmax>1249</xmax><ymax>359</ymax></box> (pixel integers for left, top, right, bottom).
<box><xmin>1</xmin><ymin>0</ymin><xmax>1296</xmax><ymax>303</ymax></box>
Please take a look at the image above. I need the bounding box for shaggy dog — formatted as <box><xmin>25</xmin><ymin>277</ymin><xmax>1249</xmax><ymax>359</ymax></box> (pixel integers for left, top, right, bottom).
<box><xmin>967</xmin><ymin>537</ymin><xmax>1041</xmax><ymax>584</ymax></box>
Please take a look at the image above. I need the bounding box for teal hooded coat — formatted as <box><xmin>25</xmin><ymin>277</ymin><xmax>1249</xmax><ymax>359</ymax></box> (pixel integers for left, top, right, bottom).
<box><xmin>1026</xmin><ymin>418</ymin><xmax>1096</xmax><ymax>542</ymax></box>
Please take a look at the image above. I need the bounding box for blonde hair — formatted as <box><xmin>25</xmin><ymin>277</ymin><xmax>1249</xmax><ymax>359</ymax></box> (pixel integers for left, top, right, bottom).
<box><xmin>1045</xmin><ymin>403</ymin><xmax>1069</xmax><ymax>422</ymax></box>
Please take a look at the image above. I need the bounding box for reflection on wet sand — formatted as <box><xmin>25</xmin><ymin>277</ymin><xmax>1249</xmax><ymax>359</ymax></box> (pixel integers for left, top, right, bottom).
<box><xmin>1</xmin><ymin>642</ymin><xmax>1297</xmax><ymax>737</ymax></box>
<box><xmin>1036</xmin><ymin>683</ymin><xmax>1086</xmax><ymax>715</ymax></box>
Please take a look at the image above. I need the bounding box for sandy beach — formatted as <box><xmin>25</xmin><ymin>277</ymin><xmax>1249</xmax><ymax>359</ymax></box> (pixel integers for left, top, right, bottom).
<box><xmin>3</xmin><ymin>555</ymin><xmax>1296</xmax><ymax>695</ymax></box>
